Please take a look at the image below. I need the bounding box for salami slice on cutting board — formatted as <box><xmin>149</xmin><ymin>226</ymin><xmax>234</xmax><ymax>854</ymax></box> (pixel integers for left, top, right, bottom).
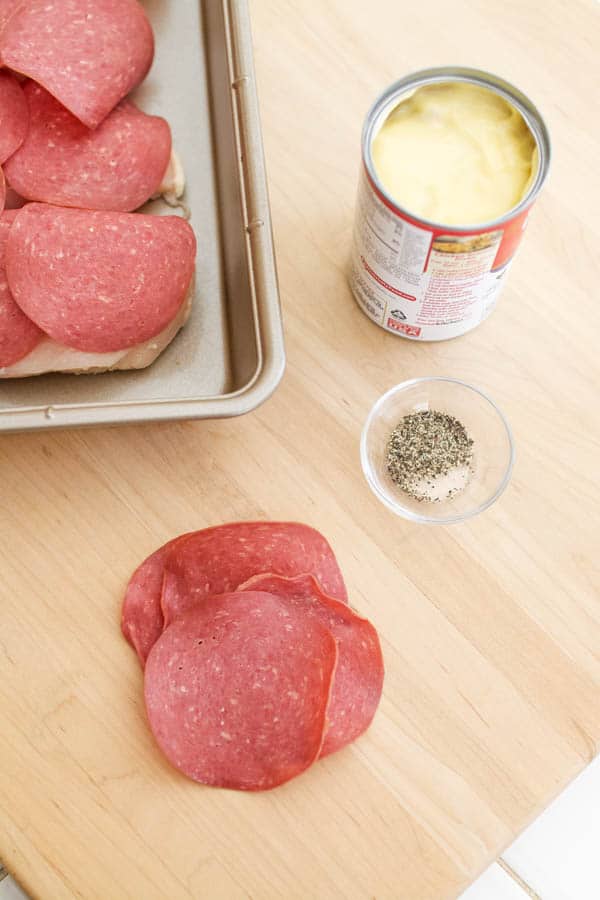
<box><xmin>161</xmin><ymin>522</ymin><xmax>349</xmax><ymax>629</ymax></box>
<box><xmin>121</xmin><ymin>535</ymin><xmax>191</xmax><ymax>667</ymax></box>
<box><xmin>6</xmin><ymin>203</ymin><xmax>196</xmax><ymax>352</ymax></box>
<box><xmin>0</xmin><ymin>0</ymin><xmax>154</xmax><ymax>128</ymax></box>
<box><xmin>4</xmin><ymin>84</ymin><xmax>171</xmax><ymax>211</ymax></box>
<box><xmin>144</xmin><ymin>591</ymin><xmax>338</xmax><ymax>791</ymax></box>
<box><xmin>0</xmin><ymin>70</ymin><xmax>28</xmax><ymax>163</ymax></box>
<box><xmin>238</xmin><ymin>573</ymin><xmax>384</xmax><ymax>756</ymax></box>
<box><xmin>0</xmin><ymin>208</ymin><xmax>43</xmax><ymax>366</ymax></box>
<box><xmin>122</xmin><ymin>523</ymin><xmax>347</xmax><ymax>666</ymax></box>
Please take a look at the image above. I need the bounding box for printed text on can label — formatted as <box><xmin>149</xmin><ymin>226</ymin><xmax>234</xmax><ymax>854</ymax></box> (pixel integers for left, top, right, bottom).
<box><xmin>349</xmin><ymin>171</ymin><xmax>524</xmax><ymax>341</ymax></box>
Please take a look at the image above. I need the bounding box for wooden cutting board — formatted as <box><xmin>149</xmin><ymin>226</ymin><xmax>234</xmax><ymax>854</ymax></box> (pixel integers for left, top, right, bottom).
<box><xmin>1</xmin><ymin>0</ymin><xmax>599</xmax><ymax>897</ymax></box>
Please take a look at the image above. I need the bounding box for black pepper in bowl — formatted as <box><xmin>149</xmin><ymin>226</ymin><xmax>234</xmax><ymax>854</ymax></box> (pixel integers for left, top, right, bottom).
<box><xmin>386</xmin><ymin>410</ymin><xmax>474</xmax><ymax>503</ymax></box>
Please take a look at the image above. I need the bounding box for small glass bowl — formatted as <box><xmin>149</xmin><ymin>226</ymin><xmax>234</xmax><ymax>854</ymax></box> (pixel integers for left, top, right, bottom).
<box><xmin>360</xmin><ymin>377</ymin><xmax>514</xmax><ymax>525</ymax></box>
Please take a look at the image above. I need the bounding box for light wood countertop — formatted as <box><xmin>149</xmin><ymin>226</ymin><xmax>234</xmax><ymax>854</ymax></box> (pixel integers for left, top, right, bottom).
<box><xmin>1</xmin><ymin>0</ymin><xmax>599</xmax><ymax>897</ymax></box>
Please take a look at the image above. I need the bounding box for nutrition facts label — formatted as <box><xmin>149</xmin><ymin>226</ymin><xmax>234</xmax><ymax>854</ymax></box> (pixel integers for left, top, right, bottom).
<box><xmin>350</xmin><ymin>173</ymin><xmax>511</xmax><ymax>340</ymax></box>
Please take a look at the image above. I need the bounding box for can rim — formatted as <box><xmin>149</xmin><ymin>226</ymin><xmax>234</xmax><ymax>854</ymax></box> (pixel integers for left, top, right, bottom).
<box><xmin>362</xmin><ymin>66</ymin><xmax>552</xmax><ymax>234</ymax></box>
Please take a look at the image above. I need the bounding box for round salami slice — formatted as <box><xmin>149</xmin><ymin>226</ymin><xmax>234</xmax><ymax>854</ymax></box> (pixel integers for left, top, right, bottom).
<box><xmin>0</xmin><ymin>70</ymin><xmax>28</xmax><ymax>164</ymax></box>
<box><xmin>0</xmin><ymin>208</ymin><xmax>43</xmax><ymax>367</ymax></box>
<box><xmin>6</xmin><ymin>203</ymin><xmax>196</xmax><ymax>352</ymax></box>
<box><xmin>161</xmin><ymin>522</ymin><xmax>349</xmax><ymax>629</ymax></box>
<box><xmin>144</xmin><ymin>591</ymin><xmax>338</xmax><ymax>791</ymax></box>
<box><xmin>4</xmin><ymin>84</ymin><xmax>171</xmax><ymax>212</ymax></box>
<box><xmin>0</xmin><ymin>0</ymin><xmax>154</xmax><ymax>129</ymax></box>
<box><xmin>0</xmin><ymin>167</ymin><xmax>4</xmax><ymax>213</ymax></box>
<box><xmin>238</xmin><ymin>573</ymin><xmax>384</xmax><ymax>757</ymax></box>
<box><xmin>121</xmin><ymin>535</ymin><xmax>191</xmax><ymax>667</ymax></box>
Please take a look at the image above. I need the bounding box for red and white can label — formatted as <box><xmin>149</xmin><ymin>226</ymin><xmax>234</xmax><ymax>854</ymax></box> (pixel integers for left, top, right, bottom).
<box><xmin>350</xmin><ymin>168</ymin><xmax>530</xmax><ymax>340</ymax></box>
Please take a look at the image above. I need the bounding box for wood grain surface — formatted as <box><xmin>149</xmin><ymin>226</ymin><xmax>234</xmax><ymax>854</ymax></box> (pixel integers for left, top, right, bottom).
<box><xmin>1</xmin><ymin>0</ymin><xmax>600</xmax><ymax>897</ymax></box>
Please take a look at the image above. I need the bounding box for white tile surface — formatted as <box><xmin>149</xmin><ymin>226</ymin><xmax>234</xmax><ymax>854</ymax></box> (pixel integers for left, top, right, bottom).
<box><xmin>0</xmin><ymin>877</ymin><xmax>29</xmax><ymax>900</ymax></box>
<box><xmin>458</xmin><ymin>863</ymin><xmax>528</xmax><ymax>900</ymax></box>
<box><xmin>504</xmin><ymin>753</ymin><xmax>600</xmax><ymax>900</ymax></box>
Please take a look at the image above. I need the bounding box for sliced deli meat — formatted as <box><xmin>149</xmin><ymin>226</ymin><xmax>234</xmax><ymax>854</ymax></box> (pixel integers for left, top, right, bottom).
<box><xmin>6</xmin><ymin>204</ymin><xmax>196</xmax><ymax>352</ymax></box>
<box><xmin>122</xmin><ymin>523</ymin><xmax>347</xmax><ymax>666</ymax></box>
<box><xmin>121</xmin><ymin>535</ymin><xmax>190</xmax><ymax>667</ymax></box>
<box><xmin>144</xmin><ymin>591</ymin><xmax>338</xmax><ymax>791</ymax></box>
<box><xmin>125</xmin><ymin>523</ymin><xmax>383</xmax><ymax>789</ymax></box>
<box><xmin>0</xmin><ymin>208</ymin><xmax>43</xmax><ymax>366</ymax></box>
<box><xmin>0</xmin><ymin>0</ymin><xmax>154</xmax><ymax>129</ymax></box>
<box><xmin>4</xmin><ymin>84</ymin><xmax>172</xmax><ymax>212</ymax></box>
<box><xmin>0</xmin><ymin>167</ymin><xmax>4</xmax><ymax>213</ymax></box>
<box><xmin>161</xmin><ymin>522</ymin><xmax>349</xmax><ymax>629</ymax></box>
<box><xmin>0</xmin><ymin>70</ymin><xmax>28</xmax><ymax>164</ymax></box>
<box><xmin>238</xmin><ymin>573</ymin><xmax>384</xmax><ymax>757</ymax></box>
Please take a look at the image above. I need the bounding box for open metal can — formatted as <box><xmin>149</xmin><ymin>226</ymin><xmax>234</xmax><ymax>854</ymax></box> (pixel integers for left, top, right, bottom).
<box><xmin>349</xmin><ymin>67</ymin><xmax>551</xmax><ymax>340</ymax></box>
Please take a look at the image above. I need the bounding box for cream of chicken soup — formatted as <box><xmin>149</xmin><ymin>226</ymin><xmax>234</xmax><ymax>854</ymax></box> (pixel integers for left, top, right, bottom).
<box><xmin>350</xmin><ymin>68</ymin><xmax>550</xmax><ymax>340</ymax></box>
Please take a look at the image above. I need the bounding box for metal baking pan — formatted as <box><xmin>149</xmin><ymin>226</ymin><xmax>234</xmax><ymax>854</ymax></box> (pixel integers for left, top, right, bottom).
<box><xmin>0</xmin><ymin>0</ymin><xmax>285</xmax><ymax>432</ymax></box>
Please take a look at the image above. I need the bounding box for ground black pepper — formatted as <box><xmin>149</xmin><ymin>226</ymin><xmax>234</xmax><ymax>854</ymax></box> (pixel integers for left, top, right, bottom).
<box><xmin>386</xmin><ymin>410</ymin><xmax>474</xmax><ymax>502</ymax></box>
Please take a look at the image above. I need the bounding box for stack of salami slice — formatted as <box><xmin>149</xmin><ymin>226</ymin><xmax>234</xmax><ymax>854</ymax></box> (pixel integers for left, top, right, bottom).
<box><xmin>122</xmin><ymin>523</ymin><xmax>384</xmax><ymax>791</ymax></box>
<box><xmin>0</xmin><ymin>0</ymin><xmax>196</xmax><ymax>377</ymax></box>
